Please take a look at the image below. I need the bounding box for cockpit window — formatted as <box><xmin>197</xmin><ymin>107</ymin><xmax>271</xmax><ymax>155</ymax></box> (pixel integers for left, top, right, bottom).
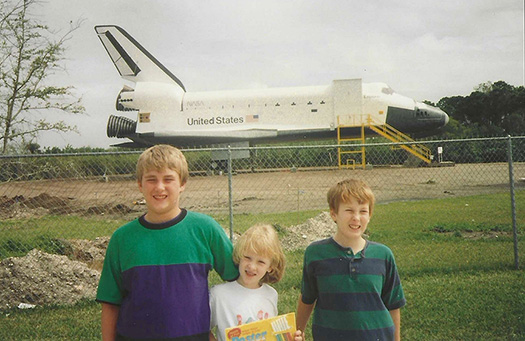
<box><xmin>381</xmin><ymin>86</ymin><xmax>395</xmax><ymax>95</ymax></box>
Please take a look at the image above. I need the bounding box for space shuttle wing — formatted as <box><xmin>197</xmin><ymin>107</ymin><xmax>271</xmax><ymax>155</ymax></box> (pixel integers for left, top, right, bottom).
<box><xmin>146</xmin><ymin>127</ymin><xmax>333</xmax><ymax>146</ymax></box>
<box><xmin>94</xmin><ymin>25</ymin><xmax>185</xmax><ymax>90</ymax></box>
<box><xmin>155</xmin><ymin>128</ymin><xmax>279</xmax><ymax>140</ymax></box>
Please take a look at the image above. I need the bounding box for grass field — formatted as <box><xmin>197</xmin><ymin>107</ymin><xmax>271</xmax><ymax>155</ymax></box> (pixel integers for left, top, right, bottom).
<box><xmin>0</xmin><ymin>191</ymin><xmax>524</xmax><ymax>340</ymax></box>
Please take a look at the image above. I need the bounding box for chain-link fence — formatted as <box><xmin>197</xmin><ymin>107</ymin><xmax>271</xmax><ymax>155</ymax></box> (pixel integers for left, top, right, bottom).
<box><xmin>0</xmin><ymin>136</ymin><xmax>523</xmax><ymax>310</ymax></box>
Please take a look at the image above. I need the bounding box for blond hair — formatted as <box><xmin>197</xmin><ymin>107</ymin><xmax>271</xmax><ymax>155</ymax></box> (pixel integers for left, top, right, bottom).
<box><xmin>233</xmin><ymin>224</ymin><xmax>285</xmax><ymax>284</ymax></box>
<box><xmin>136</xmin><ymin>144</ymin><xmax>189</xmax><ymax>184</ymax></box>
<box><xmin>327</xmin><ymin>179</ymin><xmax>375</xmax><ymax>216</ymax></box>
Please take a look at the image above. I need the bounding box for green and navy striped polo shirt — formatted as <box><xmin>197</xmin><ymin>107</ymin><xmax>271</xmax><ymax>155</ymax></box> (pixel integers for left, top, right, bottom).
<box><xmin>301</xmin><ymin>238</ymin><xmax>405</xmax><ymax>340</ymax></box>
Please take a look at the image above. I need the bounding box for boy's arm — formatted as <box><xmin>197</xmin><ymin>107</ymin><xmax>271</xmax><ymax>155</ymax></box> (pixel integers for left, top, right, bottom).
<box><xmin>389</xmin><ymin>308</ymin><xmax>401</xmax><ymax>341</ymax></box>
<box><xmin>209</xmin><ymin>221</ymin><xmax>239</xmax><ymax>281</ymax></box>
<box><xmin>296</xmin><ymin>295</ymin><xmax>315</xmax><ymax>336</ymax></box>
<box><xmin>101</xmin><ymin>303</ymin><xmax>120</xmax><ymax>341</ymax></box>
<box><xmin>209</xmin><ymin>331</ymin><xmax>217</xmax><ymax>341</ymax></box>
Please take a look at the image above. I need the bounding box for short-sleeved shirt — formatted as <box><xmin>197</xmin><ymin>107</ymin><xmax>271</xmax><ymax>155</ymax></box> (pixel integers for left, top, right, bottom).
<box><xmin>96</xmin><ymin>209</ymin><xmax>239</xmax><ymax>340</ymax></box>
<box><xmin>210</xmin><ymin>281</ymin><xmax>278</xmax><ymax>341</ymax></box>
<box><xmin>301</xmin><ymin>238</ymin><xmax>406</xmax><ymax>341</ymax></box>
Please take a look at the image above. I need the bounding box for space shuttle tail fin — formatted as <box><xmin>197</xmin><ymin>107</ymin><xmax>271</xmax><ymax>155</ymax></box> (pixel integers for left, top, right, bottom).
<box><xmin>94</xmin><ymin>25</ymin><xmax>185</xmax><ymax>91</ymax></box>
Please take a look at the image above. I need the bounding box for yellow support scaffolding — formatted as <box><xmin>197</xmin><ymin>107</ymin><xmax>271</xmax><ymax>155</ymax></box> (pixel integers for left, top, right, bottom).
<box><xmin>336</xmin><ymin>115</ymin><xmax>432</xmax><ymax>168</ymax></box>
<box><xmin>337</xmin><ymin>117</ymin><xmax>366</xmax><ymax>169</ymax></box>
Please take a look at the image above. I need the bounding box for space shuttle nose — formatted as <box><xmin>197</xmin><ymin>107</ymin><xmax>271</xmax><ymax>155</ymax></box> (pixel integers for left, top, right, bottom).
<box><xmin>432</xmin><ymin>106</ymin><xmax>449</xmax><ymax>127</ymax></box>
<box><xmin>415</xmin><ymin>102</ymin><xmax>449</xmax><ymax>129</ymax></box>
<box><xmin>443</xmin><ymin>111</ymin><xmax>450</xmax><ymax>125</ymax></box>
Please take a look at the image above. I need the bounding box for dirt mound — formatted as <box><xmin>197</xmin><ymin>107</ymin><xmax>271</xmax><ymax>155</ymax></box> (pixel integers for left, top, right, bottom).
<box><xmin>65</xmin><ymin>237</ymin><xmax>110</xmax><ymax>271</ymax></box>
<box><xmin>24</xmin><ymin>193</ymin><xmax>70</xmax><ymax>209</ymax></box>
<box><xmin>0</xmin><ymin>249</ymin><xmax>100</xmax><ymax>310</ymax></box>
<box><xmin>281</xmin><ymin>211</ymin><xmax>337</xmax><ymax>250</ymax></box>
<box><xmin>0</xmin><ymin>194</ymin><xmax>135</xmax><ymax>219</ymax></box>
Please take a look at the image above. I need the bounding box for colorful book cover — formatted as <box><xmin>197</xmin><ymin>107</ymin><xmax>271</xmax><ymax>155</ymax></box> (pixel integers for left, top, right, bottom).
<box><xmin>225</xmin><ymin>312</ymin><xmax>296</xmax><ymax>341</ymax></box>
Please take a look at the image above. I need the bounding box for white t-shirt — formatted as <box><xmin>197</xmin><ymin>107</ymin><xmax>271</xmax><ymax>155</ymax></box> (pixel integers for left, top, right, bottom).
<box><xmin>210</xmin><ymin>281</ymin><xmax>278</xmax><ymax>341</ymax></box>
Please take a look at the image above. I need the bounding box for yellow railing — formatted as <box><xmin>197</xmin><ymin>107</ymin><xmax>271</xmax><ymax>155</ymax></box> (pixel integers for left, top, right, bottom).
<box><xmin>336</xmin><ymin>115</ymin><xmax>432</xmax><ymax>167</ymax></box>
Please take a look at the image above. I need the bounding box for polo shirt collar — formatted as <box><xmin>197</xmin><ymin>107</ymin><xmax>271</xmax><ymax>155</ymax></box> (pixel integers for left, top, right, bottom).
<box><xmin>330</xmin><ymin>237</ymin><xmax>369</xmax><ymax>257</ymax></box>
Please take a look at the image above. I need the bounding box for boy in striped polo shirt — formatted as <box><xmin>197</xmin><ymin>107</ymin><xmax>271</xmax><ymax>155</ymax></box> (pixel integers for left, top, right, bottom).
<box><xmin>97</xmin><ymin>145</ymin><xmax>238</xmax><ymax>340</ymax></box>
<box><xmin>296</xmin><ymin>179</ymin><xmax>405</xmax><ymax>340</ymax></box>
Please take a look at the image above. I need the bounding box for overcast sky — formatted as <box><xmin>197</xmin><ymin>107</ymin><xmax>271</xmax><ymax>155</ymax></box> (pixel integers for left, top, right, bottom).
<box><xmin>33</xmin><ymin>0</ymin><xmax>524</xmax><ymax>149</ymax></box>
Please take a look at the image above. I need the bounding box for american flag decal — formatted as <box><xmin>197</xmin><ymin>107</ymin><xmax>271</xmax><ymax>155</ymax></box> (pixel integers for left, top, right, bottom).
<box><xmin>245</xmin><ymin>114</ymin><xmax>259</xmax><ymax>122</ymax></box>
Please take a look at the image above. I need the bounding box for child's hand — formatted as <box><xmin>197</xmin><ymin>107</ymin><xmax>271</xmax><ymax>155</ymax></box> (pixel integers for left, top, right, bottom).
<box><xmin>294</xmin><ymin>329</ymin><xmax>304</xmax><ymax>341</ymax></box>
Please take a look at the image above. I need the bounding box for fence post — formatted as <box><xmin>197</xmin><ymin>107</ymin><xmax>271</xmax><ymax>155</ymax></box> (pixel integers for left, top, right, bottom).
<box><xmin>506</xmin><ymin>136</ymin><xmax>519</xmax><ymax>270</ymax></box>
<box><xmin>227</xmin><ymin>145</ymin><xmax>234</xmax><ymax>241</ymax></box>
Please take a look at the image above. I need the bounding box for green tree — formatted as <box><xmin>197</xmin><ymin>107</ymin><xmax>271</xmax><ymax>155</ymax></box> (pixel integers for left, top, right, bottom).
<box><xmin>0</xmin><ymin>0</ymin><xmax>85</xmax><ymax>154</ymax></box>
<box><xmin>436</xmin><ymin>81</ymin><xmax>525</xmax><ymax>138</ymax></box>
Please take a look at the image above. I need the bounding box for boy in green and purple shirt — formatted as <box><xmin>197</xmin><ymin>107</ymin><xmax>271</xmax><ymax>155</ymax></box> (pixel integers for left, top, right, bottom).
<box><xmin>97</xmin><ymin>144</ymin><xmax>238</xmax><ymax>340</ymax></box>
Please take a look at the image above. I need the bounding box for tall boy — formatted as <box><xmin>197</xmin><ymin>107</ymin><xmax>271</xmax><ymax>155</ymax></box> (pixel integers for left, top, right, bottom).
<box><xmin>97</xmin><ymin>144</ymin><xmax>239</xmax><ymax>340</ymax></box>
<box><xmin>296</xmin><ymin>179</ymin><xmax>405</xmax><ymax>341</ymax></box>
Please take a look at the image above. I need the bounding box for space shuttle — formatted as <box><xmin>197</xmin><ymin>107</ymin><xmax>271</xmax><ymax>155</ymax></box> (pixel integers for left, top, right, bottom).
<box><xmin>95</xmin><ymin>25</ymin><xmax>449</xmax><ymax>149</ymax></box>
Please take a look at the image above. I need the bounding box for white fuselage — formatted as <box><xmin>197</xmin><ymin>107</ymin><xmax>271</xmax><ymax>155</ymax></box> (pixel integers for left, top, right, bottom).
<box><xmin>123</xmin><ymin>79</ymin><xmax>418</xmax><ymax>143</ymax></box>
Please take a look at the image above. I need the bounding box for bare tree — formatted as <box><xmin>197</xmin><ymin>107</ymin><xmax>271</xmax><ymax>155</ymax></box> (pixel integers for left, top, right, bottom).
<box><xmin>0</xmin><ymin>0</ymin><xmax>85</xmax><ymax>154</ymax></box>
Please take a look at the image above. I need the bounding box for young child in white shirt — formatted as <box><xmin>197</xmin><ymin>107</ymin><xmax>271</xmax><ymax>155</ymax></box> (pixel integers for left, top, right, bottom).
<box><xmin>209</xmin><ymin>223</ymin><xmax>302</xmax><ymax>341</ymax></box>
